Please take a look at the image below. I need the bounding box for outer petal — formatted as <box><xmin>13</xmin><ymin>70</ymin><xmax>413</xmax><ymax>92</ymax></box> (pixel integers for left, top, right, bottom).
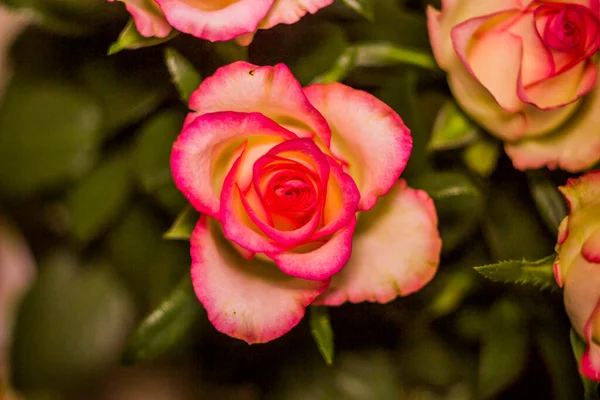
<box><xmin>314</xmin><ymin>180</ymin><xmax>442</xmax><ymax>306</ymax></box>
<box><xmin>110</xmin><ymin>0</ymin><xmax>172</xmax><ymax>38</ymax></box>
<box><xmin>171</xmin><ymin>111</ymin><xmax>296</xmax><ymax>217</ymax></box>
<box><xmin>190</xmin><ymin>216</ymin><xmax>329</xmax><ymax>344</ymax></box>
<box><xmin>505</xmin><ymin>69</ymin><xmax>600</xmax><ymax>172</ymax></box>
<box><xmin>303</xmin><ymin>83</ymin><xmax>411</xmax><ymax>211</ymax></box>
<box><xmin>581</xmin><ymin>301</ymin><xmax>600</xmax><ymax>381</ymax></box>
<box><xmin>258</xmin><ymin>0</ymin><xmax>334</xmax><ymax>30</ymax></box>
<box><xmin>188</xmin><ymin>62</ymin><xmax>331</xmax><ymax>145</ymax></box>
<box><xmin>154</xmin><ymin>0</ymin><xmax>273</xmax><ymax>42</ymax></box>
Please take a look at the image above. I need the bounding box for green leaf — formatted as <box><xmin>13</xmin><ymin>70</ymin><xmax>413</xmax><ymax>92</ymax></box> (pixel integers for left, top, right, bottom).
<box><xmin>461</xmin><ymin>135</ymin><xmax>501</xmax><ymax>177</ymax></box>
<box><xmin>309</xmin><ymin>306</ymin><xmax>334</xmax><ymax>366</ymax></box>
<box><xmin>570</xmin><ymin>329</ymin><xmax>600</xmax><ymax>400</ymax></box>
<box><xmin>426</xmin><ymin>269</ymin><xmax>476</xmax><ymax>319</ymax></box>
<box><xmin>121</xmin><ymin>275</ymin><xmax>204</xmax><ymax>365</ymax></box>
<box><xmin>311</xmin><ymin>47</ymin><xmax>358</xmax><ymax>84</ymax></box>
<box><xmin>11</xmin><ymin>255</ymin><xmax>135</xmax><ymax>390</ymax></box>
<box><xmin>478</xmin><ymin>298</ymin><xmax>528</xmax><ymax>399</ymax></box>
<box><xmin>109</xmin><ymin>19</ymin><xmax>179</xmax><ymax>55</ymax></box>
<box><xmin>0</xmin><ymin>78</ymin><xmax>101</xmax><ymax>197</ymax></box>
<box><xmin>474</xmin><ymin>254</ymin><xmax>558</xmax><ymax>291</ymax></box>
<box><xmin>66</xmin><ymin>154</ymin><xmax>133</xmax><ymax>244</ymax></box>
<box><xmin>428</xmin><ymin>101</ymin><xmax>479</xmax><ymax>151</ymax></box>
<box><xmin>412</xmin><ymin>171</ymin><xmax>484</xmax><ymax>253</ymax></box>
<box><xmin>528</xmin><ymin>171</ymin><xmax>568</xmax><ymax>235</ymax></box>
<box><xmin>164</xmin><ymin>47</ymin><xmax>202</xmax><ymax>103</ymax></box>
<box><xmin>164</xmin><ymin>206</ymin><xmax>199</xmax><ymax>240</ymax></box>
<box><xmin>351</xmin><ymin>42</ymin><xmax>438</xmax><ymax>71</ymax></box>
<box><xmin>341</xmin><ymin>0</ymin><xmax>374</xmax><ymax>20</ymax></box>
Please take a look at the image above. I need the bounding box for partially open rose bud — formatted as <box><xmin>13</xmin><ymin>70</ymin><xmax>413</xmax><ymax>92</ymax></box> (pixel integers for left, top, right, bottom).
<box><xmin>428</xmin><ymin>0</ymin><xmax>600</xmax><ymax>172</ymax></box>
<box><xmin>555</xmin><ymin>171</ymin><xmax>600</xmax><ymax>381</ymax></box>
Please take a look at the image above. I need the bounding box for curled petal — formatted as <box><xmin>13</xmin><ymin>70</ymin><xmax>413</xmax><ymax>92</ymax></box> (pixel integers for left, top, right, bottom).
<box><xmin>581</xmin><ymin>301</ymin><xmax>600</xmax><ymax>381</ymax></box>
<box><xmin>171</xmin><ymin>111</ymin><xmax>296</xmax><ymax>217</ymax></box>
<box><xmin>314</xmin><ymin>180</ymin><xmax>442</xmax><ymax>306</ymax></box>
<box><xmin>187</xmin><ymin>62</ymin><xmax>331</xmax><ymax>145</ymax></box>
<box><xmin>303</xmin><ymin>83</ymin><xmax>411</xmax><ymax>211</ymax></box>
<box><xmin>505</xmin><ymin>71</ymin><xmax>600</xmax><ymax>172</ymax></box>
<box><xmin>190</xmin><ymin>215</ymin><xmax>329</xmax><ymax>344</ymax></box>
<box><xmin>110</xmin><ymin>0</ymin><xmax>172</xmax><ymax>38</ymax></box>
<box><xmin>258</xmin><ymin>0</ymin><xmax>334</xmax><ymax>30</ymax></box>
<box><xmin>154</xmin><ymin>0</ymin><xmax>273</xmax><ymax>42</ymax></box>
<box><xmin>269</xmin><ymin>216</ymin><xmax>357</xmax><ymax>281</ymax></box>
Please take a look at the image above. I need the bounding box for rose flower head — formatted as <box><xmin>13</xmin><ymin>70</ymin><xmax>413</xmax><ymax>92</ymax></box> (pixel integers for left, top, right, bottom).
<box><xmin>170</xmin><ymin>62</ymin><xmax>442</xmax><ymax>343</ymax></box>
<box><xmin>108</xmin><ymin>0</ymin><xmax>334</xmax><ymax>45</ymax></box>
<box><xmin>555</xmin><ymin>171</ymin><xmax>600</xmax><ymax>381</ymax></box>
<box><xmin>428</xmin><ymin>0</ymin><xmax>600</xmax><ymax>172</ymax></box>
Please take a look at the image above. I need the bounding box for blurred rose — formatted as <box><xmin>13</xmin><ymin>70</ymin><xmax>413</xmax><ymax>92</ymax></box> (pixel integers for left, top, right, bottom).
<box><xmin>428</xmin><ymin>0</ymin><xmax>600</xmax><ymax>172</ymax></box>
<box><xmin>108</xmin><ymin>0</ymin><xmax>333</xmax><ymax>45</ymax></box>
<box><xmin>0</xmin><ymin>218</ymin><xmax>36</xmax><ymax>389</ymax></box>
<box><xmin>554</xmin><ymin>171</ymin><xmax>600</xmax><ymax>381</ymax></box>
<box><xmin>171</xmin><ymin>62</ymin><xmax>442</xmax><ymax>343</ymax></box>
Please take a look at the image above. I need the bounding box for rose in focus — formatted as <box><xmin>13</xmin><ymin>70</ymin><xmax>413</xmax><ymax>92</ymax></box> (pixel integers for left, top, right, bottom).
<box><xmin>554</xmin><ymin>171</ymin><xmax>600</xmax><ymax>381</ymax></box>
<box><xmin>108</xmin><ymin>0</ymin><xmax>333</xmax><ymax>45</ymax></box>
<box><xmin>170</xmin><ymin>62</ymin><xmax>442</xmax><ymax>343</ymax></box>
<box><xmin>428</xmin><ymin>0</ymin><xmax>600</xmax><ymax>172</ymax></box>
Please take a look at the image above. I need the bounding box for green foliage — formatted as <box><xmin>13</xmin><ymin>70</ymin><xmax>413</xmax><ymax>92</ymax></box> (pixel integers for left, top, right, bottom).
<box><xmin>428</xmin><ymin>101</ymin><xmax>479</xmax><ymax>151</ymax></box>
<box><xmin>475</xmin><ymin>254</ymin><xmax>558</xmax><ymax>291</ymax></box>
<box><xmin>309</xmin><ymin>306</ymin><xmax>334</xmax><ymax>366</ymax></box>
<box><xmin>122</xmin><ymin>276</ymin><xmax>204</xmax><ymax>365</ymax></box>
<box><xmin>109</xmin><ymin>19</ymin><xmax>179</xmax><ymax>55</ymax></box>
<box><xmin>164</xmin><ymin>206</ymin><xmax>200</xmax><ymax>240</ymax></box>
<box><xmin>340</xmin><ymin>0</ymin><xmax>375</xmax><ymax>20</ymax></box>
<box><xmin>164</xmin><ymin>47</ymin><xmax>203</xmax><ymax>103</ymax></box>
<box><xmin>0</xmin><ymin>78</ymin><xmax>101</xmax><ymax>197</ymax></box>
<box><xmin>461</xmin><ymin>135</ymin><xmax>501</xmax><ymax>177</ymax></box>
<box><xmin>11</xmin><ymin>254</ymin><xmax>135</xmax><ymax>391</ymax></box>
<box><xmin>528</xmin><ymin>171</ymin><xmax>568</xmax><ymax>235</ymax></box>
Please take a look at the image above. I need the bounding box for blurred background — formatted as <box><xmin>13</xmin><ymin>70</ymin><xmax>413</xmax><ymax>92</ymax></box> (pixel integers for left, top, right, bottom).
<box><xmin>0</xmin><ymin>0</ymin><xmax>588</xmax><ymax>399</ymax></box>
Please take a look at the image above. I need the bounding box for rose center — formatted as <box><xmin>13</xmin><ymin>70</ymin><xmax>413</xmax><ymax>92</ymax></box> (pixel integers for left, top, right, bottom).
<box><xmin>537</xmin><ymin>4</ymin><xmax>600</xmax><ymax>54</ymax></box>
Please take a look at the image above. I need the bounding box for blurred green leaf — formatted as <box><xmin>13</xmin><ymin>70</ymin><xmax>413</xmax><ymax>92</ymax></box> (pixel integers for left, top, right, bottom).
<box><xmin>412</xmin><ymin>171</ymin><xmax>484</xmax><ymax>253</ymax></box>
<box><xmin>122</xmin><ymin>275</ymin><xmax>204</xmax><ymax>365</ymax></box>
<box><xmin>108</xmin><ymin>204</ymin><xmax>189</xmax><ymax>309</ymax></box>
<box><xmin>461</xmin><ymin>135</ymin><xmax>501</xmax><ymax>177</ymax></box>
<box><xmin>311</xmin><ymin>47</ymin><xmax>357</xmax><ymax>84</ymax></box>
<box><xmin>164</xmin><ymin>206</ymin><xmax>199</xmax><ymax>240</ymax></box>
<box><xmin>269</xmin><ymin>351</ymin><xmax>402</xmax><ymax>400</ymax></box>
<box><xmin>351</xmin><ymin>42</ymin><xmax>438</xmax><ymax>71</ymax></box>
<box><xmin>66</xmin><ymin>154</ymin><xmax>132</xmax><ymax>244</ymax></box>
<box><xmin>164</xmin><ymin>47</ymin><xmax>202</xmax><ymax>103</ymax></box>
<box><xmin>0</xmin><ymin>78</ymin><xmax>101</xmax><ymax>197</ymax></box>
<box><xmin>528</xmin><ymin>171</ymin><xmax>568</xmax><ymax>235</ymax></box>
<box><xmin>570</xmin><ymin>329</ymin><xmax>600</xmax><ymax>400</ymax></box>
<box><xmin>78</xmin><ymin>57</ymin><xmax>169</xmax><ymax>136</ymax></box>
<box><xmin>309</xmin><ymin>306</ymin><xmax>334</xmax><ymax>366</ymax></box>
<box><xmin>478</xmin><ymin>298</ymin><xmax>528</xmax><ymax>399</ymax></box>
<box><xmin>109</xmin><ymin>19</ymin><xmax>179</xmax><ymax>55</ymax></box>
<box><xmin>426</xmin><ymin>269</ymin><xmax>476</xmax><ymax>319</ymax></box>
<box><xmin>484</xmin><ymin>183</ymin><xmax>554</xmax><ymax>260</ymax></box>
<box><xmin>250</xmin><ymin>20</ymin><xmax>348</xmax><ymax>85</ymax></box>
<box><xmin>11</xmin><ymin>254</ymin><xmax>134</xmax><ymax>391</ymax></box>
<box><xmin>341</xmin><ymin>0</ymin><xmax>374</xmax><ymax>20</ymax></box>
<box><xmin>474</xmin><ymin>254</ymin><xmax>558</xmax><ymax>291</ymax></box>
<box><xmin>428</xmin><ymin>101</ymin><xmax>478</xmax><ymax>151</ymax></box>
<box><xmin>131</xmin><ymin>109</ymin><xmax>185</xmax><ymax>193</ymax></box>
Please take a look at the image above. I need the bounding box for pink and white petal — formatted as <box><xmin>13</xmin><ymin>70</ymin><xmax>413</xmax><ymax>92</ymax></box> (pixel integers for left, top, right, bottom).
<box><xmin>269</xmin><ymin>216</ymin><xmax>356</xmax><ymax>281</ymax></box>
<box><xmin>505</xmin><ymin>72</ymin><xmax>600</xmax><ymax>172</ymax></box>
<box><xmin>258</xmin><ymin>0</ymin><xmax>334</xmax><ymax>30</ymax></box>
<box><xmin>189</xmin><ymin>62</ymin><xmax>331</xmax><ymax>145</ymax></box>
<box><xmin>582</xmin><ymin>229</ymin><xmax>600</xmax><ymax>263</ymax></box>
<box><xmin>154</xmin><ymin>0</ymin><xmax>273</xmax><ymax>42</ymax></box>
<box><xmin>314</xmin><ymin>180</ymin><xmax>442</xmax><ymax>306</ymax></box>
<box><xmin>453</xmin><ymin>18</ymin><xmax>523</xmax><ymax>112</ymax></box>
<box><xmin>580</xmin><ymin>299</ymin><xmax>600</xmax><ymax>381</ymax></box>
<box><xmin>563</xmin><ymin>254</ymin><xmax>600</xmax><ymax>342</ymax></box>
<box><xmin>304</xmin><ymin>83</ymin><xmax>411</xmax><ymax>211</ymax></box>
<box><xmin>315</xmin><ymin>156</ymin><xmax>360</xmax><ymax>238</ymax></box>
<box><xmin>171</xmin><ymin>111</ymin><xmax>295</xmax><ymax>217</ymax></box>
<box><xmin>110</xmin><ymin>0</ymin><xmax>172</xmax><ymax>38</ymax></box>
<box><xmin>427</xmin><ymin>6</ymin><xmax>448</xmax><ymax>69</ymax></box>
<box><xmin>191</xmin><ymin>216</ymin><xmax>329</xmax><ymax>344</ymax></box>
<box><xmin>220</xmin><ymin>151</ymin><xmax>284</xmax><ymax>253</ymax></box>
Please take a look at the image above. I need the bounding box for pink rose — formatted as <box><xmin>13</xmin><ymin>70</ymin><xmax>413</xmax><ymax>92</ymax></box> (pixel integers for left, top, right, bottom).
<box><xmin>555</xmin><ymin>171</ymin><xmax>600</xmax><ymax>381</ymax></box>
<box><xmin>108</xmin><ymin>0</ymin><xmax>334</xmax><ymax>45</ymax></box>
<box><xmin>170</xmin><ymin>62</ymin><xmax>442</xmax><ymax>343</ymax></box>
<box><xmin>428</xmin><ymin>0</ymin><xmax>600</xmax><ymax>172</ymax></box>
